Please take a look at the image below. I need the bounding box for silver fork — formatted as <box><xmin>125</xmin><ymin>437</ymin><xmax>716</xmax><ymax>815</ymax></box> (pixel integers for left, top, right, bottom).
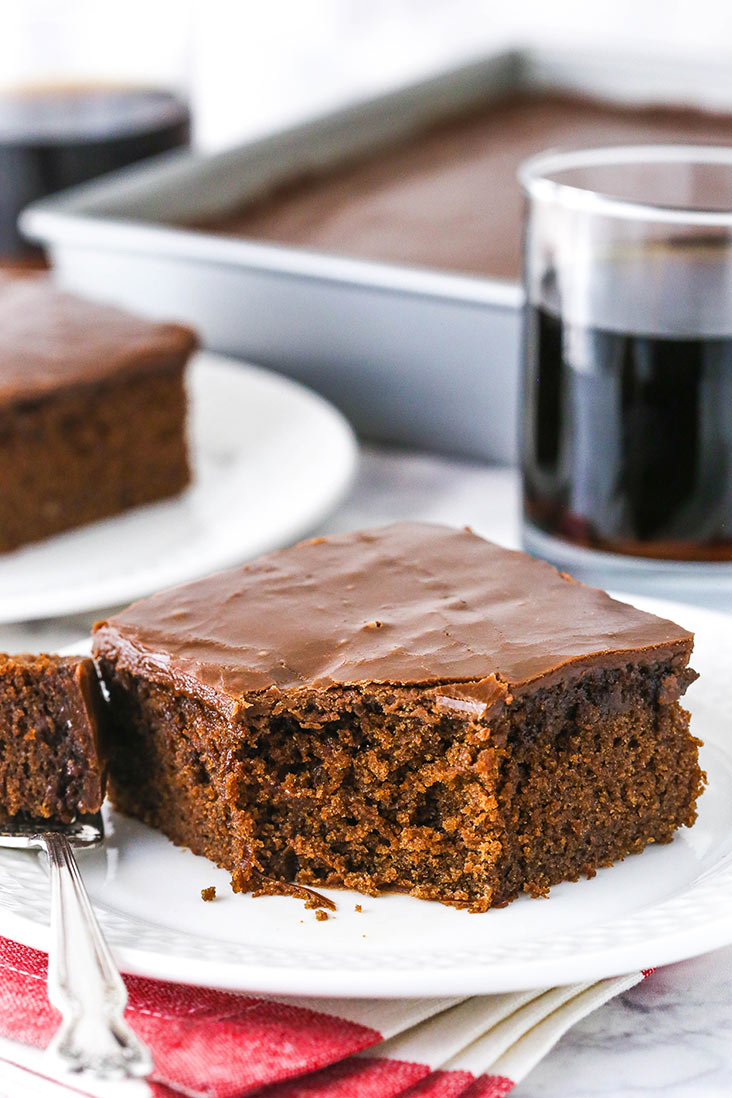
<box><xmin>0</xmin><ymin>812</ymin><xmax>153</xmax><ymax>1079</ymax></box>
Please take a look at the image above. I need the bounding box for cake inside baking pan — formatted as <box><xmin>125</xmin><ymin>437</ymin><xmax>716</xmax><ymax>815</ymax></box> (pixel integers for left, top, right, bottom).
<box><xmin>192</xmin><ymin>92</ymin><xmax>732</xmax><ymax>280</ymax></box>
<box><xmin>92</xmin><ymin>522</ymin><xmax>703</xmax><ymax>911</ymax></box>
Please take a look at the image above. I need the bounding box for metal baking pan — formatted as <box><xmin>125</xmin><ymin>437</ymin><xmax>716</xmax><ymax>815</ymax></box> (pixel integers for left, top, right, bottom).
<box><xmin>21</xmin><ymin>46</ymin><xmax>732</xmax><ymax>464</ymax></box>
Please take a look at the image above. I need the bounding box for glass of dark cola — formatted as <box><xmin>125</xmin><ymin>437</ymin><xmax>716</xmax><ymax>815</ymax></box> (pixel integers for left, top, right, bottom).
<box><xmin>519</xmin><ymin>145</ymin><xmax>732</xmax><ymax>592</ymax></box>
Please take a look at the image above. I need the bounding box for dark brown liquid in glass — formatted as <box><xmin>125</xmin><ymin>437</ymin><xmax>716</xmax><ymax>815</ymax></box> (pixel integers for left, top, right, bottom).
<box><xmin>0</xmin><ymin>85</ymin><xmax>190</xmax><ymax>258</ymax></box>
<box><xmin>522</xmin><ymin>296</ymin><xmax>732</xmax><ymax>561</ymax></box>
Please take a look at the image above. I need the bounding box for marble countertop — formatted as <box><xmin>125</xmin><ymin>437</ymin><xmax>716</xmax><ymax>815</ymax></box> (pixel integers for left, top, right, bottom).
<box><xmin>2</xmin><ymin>444</ymin><xmax>731</xmax><ymax>1097</ymax></box>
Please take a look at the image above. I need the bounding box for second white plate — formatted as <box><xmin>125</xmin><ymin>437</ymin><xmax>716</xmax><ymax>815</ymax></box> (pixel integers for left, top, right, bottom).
<box><xmin>0</xmin><ymin>352</ymin><xmax>357</xmax><ymax>623</ymax></box>
<box><xmin>0</xmin><ymin>597</ymin><xmax>730</xmax><ymax>998</ymax></box>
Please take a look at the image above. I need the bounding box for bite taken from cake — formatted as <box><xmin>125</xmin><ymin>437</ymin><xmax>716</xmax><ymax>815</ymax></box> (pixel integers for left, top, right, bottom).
<box><xmin>92</xmin><ymin>522</ymin><xmax>704</xmax><ymax>912</ymax></box>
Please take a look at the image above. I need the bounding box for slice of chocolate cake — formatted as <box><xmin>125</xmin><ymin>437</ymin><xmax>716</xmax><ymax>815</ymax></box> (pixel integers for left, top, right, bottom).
<box><xmin>0</xmin><ymin>276</ymin><xmax>196</xmax><ymax>552</ymax></box>
<box><xmin>92</xmin><ymin>523</ymin><xmax>703</xmax><ymax>911</ymax></box>
<box><xmin>0</xmin><ymin>653</ymin><xmax>106</xmax><ymax>821</ymax></box>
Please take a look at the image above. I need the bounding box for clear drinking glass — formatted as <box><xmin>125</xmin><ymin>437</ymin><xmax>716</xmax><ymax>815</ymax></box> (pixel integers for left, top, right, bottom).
<box><xmin>519</xmin><ymin>145</ymin><xmax>732</xmax><ymax>591</ymax></box>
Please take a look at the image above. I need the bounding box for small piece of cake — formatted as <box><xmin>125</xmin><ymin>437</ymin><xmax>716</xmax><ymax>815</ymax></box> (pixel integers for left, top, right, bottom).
<box><xmin>92</xmin><ymin>523</ymin><xmax>703</xmax><ymax>911</ymax></box>
<box><xmin>0</xmin><ymin>653</ymin><xmax>106</xmax><ymax>821</ymax></box>
<box><xmin>0</xmin><ymin>276</ymin><xmax>196</xmax><ymax>552</ymax></box>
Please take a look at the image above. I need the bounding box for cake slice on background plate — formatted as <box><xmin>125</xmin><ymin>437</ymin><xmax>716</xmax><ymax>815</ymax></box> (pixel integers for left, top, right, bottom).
<box><xmin>0</xmin><ymin>275</ymin><xmax>196</xmax><ymax>553</ymax></box>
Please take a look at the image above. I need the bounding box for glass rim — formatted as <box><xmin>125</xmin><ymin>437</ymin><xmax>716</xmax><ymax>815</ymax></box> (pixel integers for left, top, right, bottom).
<box><xmin>518</xmin><ymin>144</ymin><xmax>732</xmax><ymax>227</ymax></box>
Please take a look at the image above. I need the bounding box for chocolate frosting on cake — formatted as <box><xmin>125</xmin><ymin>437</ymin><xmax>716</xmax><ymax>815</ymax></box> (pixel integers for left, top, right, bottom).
<box><xmin>93</xmin><ymin>522</ymin><xmax>692</xmax><ymax>704</ymax></box>
<box><xmin>0</xmin><ymin>276</ymin><xmax>197</xmax><ymax>404</ymax></box>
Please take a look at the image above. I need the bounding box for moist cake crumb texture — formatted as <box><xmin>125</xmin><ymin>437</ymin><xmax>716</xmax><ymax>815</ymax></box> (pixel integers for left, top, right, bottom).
<box><xmin>252</xmin><ymin>880</ymin><xmax>337</xmax><ymax>910</ymax></box>
<box><xmin>0</xmin><ymin>653</ymin><xmax>106</xmax><ymax>821</ymax></box>
<box><xmin>92</xmin><ymin>522</ymin><xmax>704</xmax><ymax>911</ymax></box>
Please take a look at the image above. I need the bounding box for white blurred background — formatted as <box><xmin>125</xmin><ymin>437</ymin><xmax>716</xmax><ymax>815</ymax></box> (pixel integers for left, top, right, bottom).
<box><xmin>2</xmin><ymin>0</ymin><xmax>732</xmax><ymax>151</ymax></box>
<box><xmin>193</xmin><ymin>0</ymin><xmax>732</xmax><ymax>148</ymax></box>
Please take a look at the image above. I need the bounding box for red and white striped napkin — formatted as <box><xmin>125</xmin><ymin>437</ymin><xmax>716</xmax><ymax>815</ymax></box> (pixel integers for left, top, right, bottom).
<box><xmin>0</xmin><ymin>936</ymin><xmax>645</xmax><ymax>1097</ymax></box>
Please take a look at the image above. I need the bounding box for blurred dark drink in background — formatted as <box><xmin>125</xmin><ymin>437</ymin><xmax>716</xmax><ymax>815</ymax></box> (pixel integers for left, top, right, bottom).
<box><xmin>0</xmin><ymin>0</ymin><xmax>190</xmax><ymax>264</ymax></box>
<box><xmin>0</xmin><ymin>85</ymin><xmax>190</xmax><ymax>261</ymax></box>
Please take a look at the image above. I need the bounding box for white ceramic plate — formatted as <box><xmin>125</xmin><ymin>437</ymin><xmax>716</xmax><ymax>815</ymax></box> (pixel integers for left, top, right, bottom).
<box><xmin>0</xmin><ymin>352</ymin><xmax>357</xmax><ymax>624</ymax></box>
<box><xmin>0</xmin><ymin>596</ymin><xmax>730</xmax><ymax>998</ymax></box>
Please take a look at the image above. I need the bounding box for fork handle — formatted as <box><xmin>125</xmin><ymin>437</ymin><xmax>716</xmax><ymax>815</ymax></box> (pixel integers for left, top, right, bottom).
<box><xmin>42</xmin><ymin>831</ymin><xmax>153</xmax><ymax>1079</ymax></box>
